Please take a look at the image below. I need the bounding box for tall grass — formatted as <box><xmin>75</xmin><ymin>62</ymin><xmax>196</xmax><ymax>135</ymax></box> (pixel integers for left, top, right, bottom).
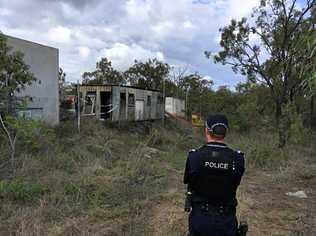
<box><xmin>0</xmin><ymin>118</ymin><xmax>314</xmax><ymax>235</ymax></box>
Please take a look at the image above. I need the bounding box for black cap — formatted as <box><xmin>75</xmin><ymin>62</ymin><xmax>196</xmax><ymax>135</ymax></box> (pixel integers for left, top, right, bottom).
<box><xmin>206</xmin><ymin>114</ymin><xmax>229</xmax><ymax>137</ymax></box>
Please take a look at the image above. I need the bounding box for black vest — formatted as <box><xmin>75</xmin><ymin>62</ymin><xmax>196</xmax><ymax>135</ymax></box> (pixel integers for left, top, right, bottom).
<box><xmin>187</xmin><ymin>143</ymin><xmax>244</xmax><ymax>207</ymax></box>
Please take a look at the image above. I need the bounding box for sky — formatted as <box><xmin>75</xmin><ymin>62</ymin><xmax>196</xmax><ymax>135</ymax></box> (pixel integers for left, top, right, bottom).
<box><xmin>0</xmin><ymin>0</ymin><xmax>261</xmax><ymax>88</ymax></box>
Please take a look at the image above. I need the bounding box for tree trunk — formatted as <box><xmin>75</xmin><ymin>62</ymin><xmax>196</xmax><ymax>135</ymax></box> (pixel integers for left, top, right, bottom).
<box><xmin>278</xmin><ymin>121</ymin><xmax>287</xmax><ymax>148</ymax></box>
<box><xmin>311</xmin><ymin>95</ymin><xmax>315</xmax><ymax>128</ymax></box>
<box><xmin>275</xmin><ymin>100</ymin><xmax>287</xmax><ymax>148</ymax></box>
<box><xmin>275</xmin><ymin>100</ymin><xmax>282</xmax><ymax>127</ymax></box>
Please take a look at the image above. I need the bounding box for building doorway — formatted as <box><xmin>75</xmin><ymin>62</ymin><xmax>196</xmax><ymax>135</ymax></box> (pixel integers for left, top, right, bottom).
<box><xmin>100</xmin><ymin>91</ymin><xmax>111</xmax><ymax>120</ymax></box>
<box><xmin>120</xmin><ymin>92</ymin><xmax>126</xmax><ymax>120</ymax></box>
<box><xmin>136</xmin><ymin>100</ymin><xmax>144</xmax><ymax>120</ymax></box>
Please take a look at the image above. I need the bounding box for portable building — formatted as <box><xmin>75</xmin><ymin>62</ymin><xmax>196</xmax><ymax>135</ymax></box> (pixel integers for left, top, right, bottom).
<box><xmin>165</xmin><ymin>97</ymin><xmax>185</xmax><ymax>118</ymax></box>
<box><xmin>79</xmin><ymin>85</ymin><xmax>164</xmax><ymax>121</ymax></box>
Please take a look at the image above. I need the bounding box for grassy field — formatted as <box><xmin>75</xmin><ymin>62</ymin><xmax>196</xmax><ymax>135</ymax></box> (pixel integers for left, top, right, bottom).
<box><xmin>0</xmin><ymin>119</ymin><xmax>315</xmax><ymax>235</ymax></box>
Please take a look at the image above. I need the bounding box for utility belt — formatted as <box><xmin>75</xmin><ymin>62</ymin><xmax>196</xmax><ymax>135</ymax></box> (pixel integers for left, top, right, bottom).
<box><xmin>192</xmin><ymin>201</ymin><xmax>236</xmax><ymax>215</ymax></box>
<box><xmin>184</xmin><ymin>192</ymin><xmax>247</xmax><ymax>235</ymax></box>
<box><xmin>184</xmin><ymin>190</ymin><xmax>236</xmax><ymax>214</ymax></box>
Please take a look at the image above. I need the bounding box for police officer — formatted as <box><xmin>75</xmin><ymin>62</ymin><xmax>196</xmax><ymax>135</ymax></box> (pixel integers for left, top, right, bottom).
<box><xmin>184</xmin><ymin>114</ymin><xmax>245</xmax><ymax>236</ymax></box>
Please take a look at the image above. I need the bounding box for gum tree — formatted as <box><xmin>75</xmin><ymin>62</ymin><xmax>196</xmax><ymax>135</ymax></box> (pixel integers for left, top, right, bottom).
<box><xmin>207</xmin><ymin>0</ymin><xmax>316</xmax><ymax>147</ymax></box>
<box><xmin>82</xmin><ymin>57</ymin><xmax>125</xmax><ymax>85</ymax></box>
<box><xmin>124</xmin><ymin>58</ymin><xmax>170</xmax><ymax>90</ymax></box>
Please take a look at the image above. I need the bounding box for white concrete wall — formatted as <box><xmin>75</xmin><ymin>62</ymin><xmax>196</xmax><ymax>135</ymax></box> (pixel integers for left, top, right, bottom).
<box><xmin>6</xmin><ymin>35</ymin><xmax>59</xmax><ymax>125</ymax></box>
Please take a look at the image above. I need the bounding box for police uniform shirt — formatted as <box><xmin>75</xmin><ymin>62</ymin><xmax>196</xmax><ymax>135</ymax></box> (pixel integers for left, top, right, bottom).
<box><xmin>183</xmin><ymin>142</ymin><xmax>245</xmax><ymax>207</ymax></box>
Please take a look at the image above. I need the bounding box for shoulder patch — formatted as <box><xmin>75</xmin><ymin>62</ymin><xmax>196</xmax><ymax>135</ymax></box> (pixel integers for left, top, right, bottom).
<box><xmin>236</xmin><ymin>150</ymin><xmax>245</xmax><ymax>158</ymax></box>
<box><xmin>189</xmin><ymin>145</ymin><xmax>204</xmax><ymax>153</ymax></box>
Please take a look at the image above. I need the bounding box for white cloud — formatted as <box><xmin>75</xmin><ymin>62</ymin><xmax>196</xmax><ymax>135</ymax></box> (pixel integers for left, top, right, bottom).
<box><xmin>47</xmin><ymin>26</ymin><xmax>72</xmax><ymax>43</ymax></box>
<box><xmin>125</xmin><ymin>0</ymin><xmax>151</xmax><ymax>21</ymax></box>
<box><xmin>203</xmin><ymin>75</ymin><xmax>213</xmax><ymax>81</ymax></box>
<box><xmin>72</xmin><ymin>29</ymin><xmax>105</xmax><ymax>49</ymax></box>
<box><xmin>227</xmin><ymin>0</ymin><xmax>260</xmax><ymax>20</ymax></box>
<box><xmin>0</xmin><ymin>8</ymin><xmax>11</xmax><ymax>16</ymax></box>
<box><xmin>183</xmin><ymin>20</ymin><xmax>195</xmax><ymax>29</ymax></box>
<box><xmin>1</xmin><ymin>0</ymin><xmax>265</xmax><ymax>86</ymax></box>
<box><xmin>78</xmin><ymin>46</ymin><xmax>91</xmax><ymax>58</ymax></box>
<box><xmin>212</xmin><ymin>0</ymin><xmax>261</xmax><ymax>46</ymax></box>
<box><xmin>60</xmin><ymin>2</ymin><xmax>80</xmax><ymax>18</ymax></box>
<box><xmin>100</xmin><ymin>43</ymin><xmax>165</xmax><ymax>70</ymax></box>
<box><xmin>151</xmin><ymin>21</ymin><xmax>175</xmax><ymax>39</ymax></box>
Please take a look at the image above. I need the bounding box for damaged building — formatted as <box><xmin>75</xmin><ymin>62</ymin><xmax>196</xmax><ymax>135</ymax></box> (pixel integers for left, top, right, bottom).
<box><xmin>79</xmin><ymin>85</ymin><xmax>164</xmax><ymax>121</ymax></box>
<box><xmin>165</xmin><ymin>97</ymin><xmax>185</xmax><ymax>118</ymax></box>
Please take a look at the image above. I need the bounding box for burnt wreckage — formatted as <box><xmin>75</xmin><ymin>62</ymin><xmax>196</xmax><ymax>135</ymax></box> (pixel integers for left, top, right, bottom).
<box><xmin>79</xmin><ymin>85</ymin><xmax>164</xmax><ymax>122</ymax></box>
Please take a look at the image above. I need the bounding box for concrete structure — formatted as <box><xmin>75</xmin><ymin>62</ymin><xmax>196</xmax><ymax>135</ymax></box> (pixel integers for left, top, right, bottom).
<box><xmin>6</xmin><ymin>35</ymin><xmax>59</xmax><ymax>125</ymax></box>
<box><xmin>79</xmin><ymin>85</ymin><xmax>164</xmax><ymax>121</ymax></box>
<box><xmin>165</xmin><ymin>97</ymin><xmax>185</xmax><ymax>117</ymax></box>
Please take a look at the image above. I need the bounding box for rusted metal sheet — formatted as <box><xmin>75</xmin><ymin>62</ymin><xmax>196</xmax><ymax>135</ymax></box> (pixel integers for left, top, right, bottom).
<box><xmin>79</xmin><ymin>85</ymin><xmax>112</xmax><ymax>92</ymax></box>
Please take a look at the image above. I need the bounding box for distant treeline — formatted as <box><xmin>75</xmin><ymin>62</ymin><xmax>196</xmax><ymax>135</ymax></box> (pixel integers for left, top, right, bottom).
<box><xmin>77</xmin><ymin>56</ymin><xmax>315</xmax><ymax>137</ymax></box>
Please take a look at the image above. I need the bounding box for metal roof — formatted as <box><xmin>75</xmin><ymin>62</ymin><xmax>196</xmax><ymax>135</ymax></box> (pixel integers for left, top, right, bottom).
<box><xmin>80</xmin><ymin>84</ymin><xmax>162</xmax><ymax>92</ymax></box>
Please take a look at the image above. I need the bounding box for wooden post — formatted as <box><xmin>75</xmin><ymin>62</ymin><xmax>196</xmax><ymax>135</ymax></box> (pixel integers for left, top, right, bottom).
<box><xmin>118</xmin><ymin>84</ymin><xmax>121</xmax><ymax>128</ymax></box>
<box><xmin>96</xmin><ymin>88</ymin><xmax>101</xmax><ymax>119</ymax></box>
<box><xmin>82</xmin><ymin>90</ymin><xmax>86</xmax><ymax>115</ymax></box>
<box><xmin>163</xmin><ymin>77</ymin><xmax>165</xmax><ymax>126</ymax></box>
<box><xmin>185</xmin><ymin>87</ymin><xmax>189</xmax><ymax>121</ymax></box>
<box><xmin>125</xmin><ymin>91</ymin><xmax>128</xmax><ymax>121</ymax></box>
<box><xmin>77</xmin><ymin>80</ymin><xmax>80</xmax><ymax>133</ymax></box>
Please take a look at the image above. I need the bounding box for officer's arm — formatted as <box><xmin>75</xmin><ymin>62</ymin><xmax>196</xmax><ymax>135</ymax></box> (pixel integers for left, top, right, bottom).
<box><xmin>234</xmin><ymin>151</ymin><xmax>245</xmax><ymax>185</ymax></box>
<box><xmin>184</xmin><ymin>153</ymin><xmax>193</xmax><ymax>212</ymax></box>
<box><xmin>183</xmin><ymin>154</ymin><xmax>190</xmax><ymax>185</ymax></box>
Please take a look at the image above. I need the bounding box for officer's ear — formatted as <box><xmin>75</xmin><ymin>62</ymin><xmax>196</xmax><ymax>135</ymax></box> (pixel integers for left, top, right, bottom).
<box><xmin>205</xmin><ymin>127</ymin><xmax>211</xmax><ymax>137</ymax></box>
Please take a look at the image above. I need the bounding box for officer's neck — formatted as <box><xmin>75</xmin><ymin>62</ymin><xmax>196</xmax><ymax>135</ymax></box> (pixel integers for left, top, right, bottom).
<box><xmin>206</xmin><ymin>135</ymin><xmax>225</xmax><ymax>144</ymax></box>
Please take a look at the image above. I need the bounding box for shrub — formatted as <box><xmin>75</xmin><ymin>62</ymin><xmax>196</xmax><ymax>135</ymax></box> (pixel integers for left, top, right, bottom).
<box><xmin>0</xmin><ymin>179</ymin><xmax>46</xmax><ymax>202</ymax></box>
<box><xmin>228</xmin><ymin>131</ymin><xmax>289</xmax><ymax>169</ymax></box>
<box><xmin>288</xmin><ymin>112</ymin><xmax>307</xmax><ymax>144</ymax></box>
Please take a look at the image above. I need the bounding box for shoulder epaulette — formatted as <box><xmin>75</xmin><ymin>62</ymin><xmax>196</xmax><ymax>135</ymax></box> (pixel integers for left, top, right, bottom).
<box><xmin>236</xmin><ymin>150</ymin><xmax>245</xmax><ymax>158</ymax></box>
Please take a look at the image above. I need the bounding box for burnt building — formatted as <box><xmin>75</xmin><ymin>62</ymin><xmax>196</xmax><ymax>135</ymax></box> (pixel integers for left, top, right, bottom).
<box><xmin>79</xmin><ymin>85</ymin><xmax>164</xmax><ymax>121</ymax></box>
<box><xmin>165</xmin><ymin>97</ymin><xmax>185</xmax><ymax>118</ymax></box>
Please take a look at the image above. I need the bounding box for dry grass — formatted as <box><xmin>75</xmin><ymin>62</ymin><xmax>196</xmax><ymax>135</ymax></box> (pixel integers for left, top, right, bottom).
<box><xmin>0</xmin><ymin>119</ymin><xmax>315</xmax><ymax>235</ymax></box>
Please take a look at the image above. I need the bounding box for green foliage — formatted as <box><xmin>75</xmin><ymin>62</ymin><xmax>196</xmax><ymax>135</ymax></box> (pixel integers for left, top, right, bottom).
<box><xmin>164</xmin><ymin>151</ymin><xmax>187</xmax><ymax>171</ymax></box>
<box><xmin>286</xmin><ymin>104</ymin><xmax>308</xmax><ymax>144</ymax></box>
<box><xmin>0</xmin><ymin>34</ymin><xmax>37</xmax><ymax>113</ymax></box>
<box><xmin>289</xmin><ymin>114</ymin><xmax>306</xmax><ymax>144</ymax></box>
<box><xmin>0</xmin><ymin>179</ymin><xmax>46</xmax><ymax>202</ymax></box>
<box><xmin>208</xmin><ymin>0</ymin><xmax>316</xmax><ymax>147</ymax></box>
<box><xmin>82</xmin><ymin>57</ymin><xmax>125</xmax><ymax>85</ymax></box>
<box><xmin>125</xmin><ymin>58</ymin><xmax>170</xmax><ymax>90</ymax></box>
<box><xmin>111</xmin><ymin>151</ymin><xmax>167</xmax><ymax>205</ymax></box>
<box><xmin>0</xmin><ymin>34</ymin><xmax>39</xmax><ymax>167</ymax></box>
<box><xmin>228</xmin><ymin>131</ymin><xmax>289</xmax><ymax>169</ymax></box>
<box><xmin>178</xmin><ymin>73</ymin><xmax>213</xmax><ymax>117</ymax></box>
<box><xmin>0</xmin><ymin>118</ymin><xmax>314</xmax><ymax>235</ymax></box>
<box><xmin>4</xmin><ymin>116</ymin><xmax>55</xmax><ymax>153</ymax></box>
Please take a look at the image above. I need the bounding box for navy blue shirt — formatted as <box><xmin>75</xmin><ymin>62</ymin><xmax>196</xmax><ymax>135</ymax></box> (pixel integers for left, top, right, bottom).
<box><xmin>184</xmin><ymin>142</ymin><xmax>245</xmax><ymax>207</ymax></box>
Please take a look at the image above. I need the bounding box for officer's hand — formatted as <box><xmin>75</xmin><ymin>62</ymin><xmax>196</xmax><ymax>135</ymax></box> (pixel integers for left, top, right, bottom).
<box><xmin>184</xmin><ymin>206</ymin><xmax>191</xmax><ymax>212</ymax></box>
